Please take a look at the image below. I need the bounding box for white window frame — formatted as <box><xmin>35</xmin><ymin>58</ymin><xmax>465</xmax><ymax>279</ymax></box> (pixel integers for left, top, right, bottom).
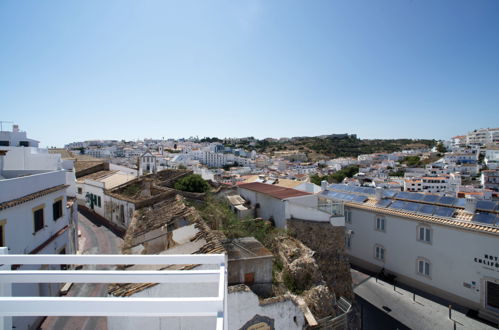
<box><xmin>417</xmin><ymin>224</ymin><xmax>432</xmax><ymax>244</ymax></box>
<box><xmin>374</xmin><ymin>244</ymin><xmax>385</xmax><ymax>261</ymax></box>
<box><xmin>416</xmin><ymin>257</ymin><xmax>431</xmax><ymax>278</ymax></box>
<box><xmin>375</xmin><ymin>215</ymin><xmax>386</xmax><ymax>232</ymax></box>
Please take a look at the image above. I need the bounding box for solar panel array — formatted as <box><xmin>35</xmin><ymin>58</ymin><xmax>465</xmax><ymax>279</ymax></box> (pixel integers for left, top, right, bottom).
<box><xmin>325</xmin><ymin>184</ymin><xmax>499</xmax><ymax>225</ymax></box>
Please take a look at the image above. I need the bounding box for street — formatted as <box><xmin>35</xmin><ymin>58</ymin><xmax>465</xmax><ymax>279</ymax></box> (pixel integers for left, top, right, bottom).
<box><xmin>39</xmin><ymin>211</ymin><xmax>123</xmax><ymax>330</ymax></box>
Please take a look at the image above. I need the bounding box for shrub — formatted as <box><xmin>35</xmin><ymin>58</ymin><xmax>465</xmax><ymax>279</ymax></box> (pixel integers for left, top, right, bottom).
<box><xmin>174</xmin><ymin>174</ymin><xmax>209</xmax><ymax>193</ymax></box>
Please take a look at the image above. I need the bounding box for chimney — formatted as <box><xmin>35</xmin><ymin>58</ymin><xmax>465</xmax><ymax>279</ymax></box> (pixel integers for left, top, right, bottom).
<box><xmin>139</xmin><ymin>180</ymin><xmax>152</xmax><ymax>198</ymax></box>
<box><xmin>465</xmin><ymin>196</ymin><xmax>477</xmax><ymax>214</ymax></box>
<box><xmin>321</xmin><ymin>180</ymin><xmax>328</xmax><ymax>191</ymax></box>
<box><xmin>0</xmin><ymin>150</ymin><xmax>7</xmax><ymax>176</ymax></box>
<box><xmin>375</xmin><ymin>187</ymin><xmax>383</xmax><ymax>201</ymax></box>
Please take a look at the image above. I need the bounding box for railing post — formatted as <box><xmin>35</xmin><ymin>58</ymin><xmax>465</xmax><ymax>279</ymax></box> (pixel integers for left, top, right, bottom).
<box><xmin>0</xmin><ymin>247</ymin><xmax>12</xmax><ymax>330</ymax></box>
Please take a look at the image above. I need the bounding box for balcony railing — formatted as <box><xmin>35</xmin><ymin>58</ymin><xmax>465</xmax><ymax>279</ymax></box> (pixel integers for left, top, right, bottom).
<box><xmin>0</xmin><ymin>248</ymin><xmax>227</xmax><ymax>330</ymax></box>
<box><xmin>317</xmin><ymin>199</ymin><xmax>344</xmax><ymax>217</ymax></box>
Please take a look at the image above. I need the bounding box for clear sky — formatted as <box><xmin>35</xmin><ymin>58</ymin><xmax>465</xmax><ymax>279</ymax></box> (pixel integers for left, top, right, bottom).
<box><xmin>1</xmin><ymin>0</ymin><xmax>498</xmax><ymax>147</ymax></box>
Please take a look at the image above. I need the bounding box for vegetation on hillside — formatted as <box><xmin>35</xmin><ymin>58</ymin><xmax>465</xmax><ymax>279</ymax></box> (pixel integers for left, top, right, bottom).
<box><xmin>248</xmin><ymin>135</ymin><xmax>436</xmax><ymax>160</ymax></box>
<box><xmin>310</xmin><ymin>165</ymin><xmax>360</xmax><ymax>184</ymax></box>
<box><xmin>198</xmin><ymin>195</ymin><xmax>282</xmax><ymax>250</ymax></box>
<box><xmin>174</xmin><ymin>174</ymin><xmax>210</xmax><ymax>193</ymax></box>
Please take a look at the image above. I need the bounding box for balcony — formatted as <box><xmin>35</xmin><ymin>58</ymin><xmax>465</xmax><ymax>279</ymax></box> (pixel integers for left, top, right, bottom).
<box><xmin>0</xmin><ymin>248</ymin><xmax>227</xmax><ymax>330</ymax></box>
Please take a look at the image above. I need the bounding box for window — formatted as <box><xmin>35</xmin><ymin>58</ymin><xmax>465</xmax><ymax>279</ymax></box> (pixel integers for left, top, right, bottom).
<box><xmin>0</xmin><ymin>141</ymin><xmax>9</xmax><ymax>146</ymax></box>
<box><xmin>97</xmin><ymin>196</ymin><xmax>101</xmax><ymax>207</ymax></box>
<box><xmin>417</xmin><ymin>258</ymin><xmax>431</xmax><ymax>277</ymax></box>
<box><xmin>77</xmin><ymin>187</ymin><xmax>82</xmax><ymax>194</ymax></box>
<box><xmin>0</xmin><ymin>219</ymin><xmax>5</xmax><ymax>247</ymax></box>
<box><xmin>374</xmin><ymin>245</ymin><xmax>385</xmax><ymax>261</ymax></box>
<box><xmin>486</xmin><ymin>281</ymin><xmax>499</xmax><ymax>311</ymax></box>
<box><xmin>375</xmin><ymin>215</ymin><xmax>385</xmax><ymax>232</ymax></box>
<box><xmin>345</xmin><ymin>209</ymin><xmax>352</xmax><ymax>224</ymax></box>
<box><xmin>19</xmin><ymin>141</ymin><xmax>29</xmax><ymax>147</ymax></box>
<box><xmin>345</xmin><ymin>233</ymin><xmax>352</xmax><ymax>249</ymax></box>
<box><xmin>417</xmin><ymin>225</ymin><xmax>431</xmax><ymax>243</ymax></box>
<box><xmin>33</xmin><ymin>206</ymin><xmax>44</xmax><ymax>233</ymax></box>
<box><xmin>53</xmin><ymin>198</ymin><xmax>63</xmax><ymax>221</ymax></box>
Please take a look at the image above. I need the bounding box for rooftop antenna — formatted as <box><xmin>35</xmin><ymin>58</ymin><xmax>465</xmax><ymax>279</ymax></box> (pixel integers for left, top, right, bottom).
<box><xmin>0</xmin><ymin>121</ymin><xmax>13</xmax><ymax>132</ymax></box>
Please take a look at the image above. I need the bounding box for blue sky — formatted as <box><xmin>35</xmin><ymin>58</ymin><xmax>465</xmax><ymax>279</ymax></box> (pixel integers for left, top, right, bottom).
<box><xmin>1</xmin><ymin>0</ymin><xmax>498</xmax><ymax>147</ymax></box>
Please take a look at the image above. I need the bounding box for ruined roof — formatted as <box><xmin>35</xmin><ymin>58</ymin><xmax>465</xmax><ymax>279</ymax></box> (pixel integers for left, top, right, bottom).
<box><xmin>109</xmin><ymin>196</ymin><xmax>225</xmax><ymax>297</ymax></box>
<box><xmin>223</xmin><ymin>237</ymin><xmax>273</xmax><ymax>261</ymax></box>
<box><xmin>239</xmin><ymin>182</ymin><xmax>311</xmax><ymax>199</ymax></box>
<box><xmin>124</xmin><ymin>195</ymin><xmax>195</xmax><ymax>242</ymax></box>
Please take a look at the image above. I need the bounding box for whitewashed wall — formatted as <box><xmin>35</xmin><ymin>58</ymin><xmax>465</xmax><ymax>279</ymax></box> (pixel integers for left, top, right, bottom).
<box><xmin>346</xmin><ymin>206</ymin><xmax>499</xmax><ymax>316</ymax></box>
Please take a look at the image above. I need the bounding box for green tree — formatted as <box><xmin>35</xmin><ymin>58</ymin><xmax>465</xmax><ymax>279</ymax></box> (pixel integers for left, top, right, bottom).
<box><xmin>436</xmin><ymin>142</ymin><xmax>447</xmax><ymax>153</ymax></box>
<box><xmin>174</xmin><ymin>174</ymin><xmax>209</xmax><ymax>193</ymax></box>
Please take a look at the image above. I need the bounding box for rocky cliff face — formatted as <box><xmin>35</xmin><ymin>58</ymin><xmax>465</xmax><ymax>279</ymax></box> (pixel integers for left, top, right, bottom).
<box><xmin>287</xmin><ymin>219</ymin><xmax>354</xmax><ymax>302</ymax></box>
<box><xmin>272</xmin><ymin>235</ymin><xmax>337</xmax><ymax>319</ymax></box>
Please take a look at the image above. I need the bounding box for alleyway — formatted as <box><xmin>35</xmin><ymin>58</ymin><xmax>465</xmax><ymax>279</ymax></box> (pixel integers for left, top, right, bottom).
<box><xmin>39</xmin><ymin>210</ymin><xmax>123</xmax><ymax>330</ymax></box>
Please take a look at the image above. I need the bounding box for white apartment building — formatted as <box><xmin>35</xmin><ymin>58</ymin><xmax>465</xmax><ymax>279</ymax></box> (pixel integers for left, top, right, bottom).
<box><xmin>481</xmin><ymin>170</ymin><xmax>499</xmax><ymax>192</ymax></box>
<box><xmin>404</xmin><ymin>174</ymin><xmax>461</xmax><ymax>194</ymax></box>
<box><xmin>0</xmin><ymin>127</ymin><xmax>78</xmax><ymax>330</ymax></box>
<box><xmin>485</xmin><ymin>149</ymin><xmax>499</xmax><ymax>170</ymax></box>
<box><xmin>466</xmin><ymin>128</ymin><xmax>499</xmax><ymax>146</ymax></box>
<box><xmin>322</xmin><ymin>184</ymin><xmax>499</xmax><ymax>324</ymax></box>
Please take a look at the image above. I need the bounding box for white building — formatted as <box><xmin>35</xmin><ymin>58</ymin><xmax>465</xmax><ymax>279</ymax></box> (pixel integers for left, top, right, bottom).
<box><xmin>481</xmin><ymin>170</ymin><xmax>499</xmax><ymax>192</ymax></box>
<box><xmin>404</xmin><ymin>174</ymin><xmax>461</xmax><ymax>194</ymax></box>
<box><xmin>322</xmin><ymin>184</ymin><xmax>499</xmax><ymax>324</ymax></box>
<box><xmin>139</xmin><ymin>150</ymin><xmax>157</xmax><ymax>175</ymax></box>
<box><xmin>0</xmin><ymin>126</ymin><xmax>78</xmax><ymax>330</ymax></box>
<box><xmin>238</xmin><ymin>182</ymin><xmax>345</xmax><ymax>228</ymax></box>
<box><xmin>466</xmin><ymin>128</ymin><xmax>499</xmax><ymax>146</ymax></box>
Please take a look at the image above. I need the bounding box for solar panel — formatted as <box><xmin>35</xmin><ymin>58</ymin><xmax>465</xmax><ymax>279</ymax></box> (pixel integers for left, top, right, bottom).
<box><xmin>401</xmin><ymin>202</ymin><xmax>422</xmax><ymax>212</ymax></box>
<box><xmin>434</xmin><ymin>206</ymin><xmax>455</xmax><ymax>218</ymax></box>
<box><xmin>352</xmin><ymin>187</ymin><xmax>363</xmax><ymax>193</ymax></box>
<box><xmin>353</xmin><ymin>195</ymin><xmax>368</xmax><ymax>203</ymax></box>
<box><xmin>438</xmin><ymin>196</ymin><xmax>457</xmax><ymax>206</ymax></box>
<box><xmin>423</xmin><ymin>195</ymin><xmax>439</xmax><ymax>203</ymax></box>
<box><xmin>419</xmin><ymin>204</ymin><xmax>435</xmax><ymax>215</ymax></box>
<box><xmin>383</xmin><ymin>190</ymin><xmax>397</xmax><ymax>198</ymax></box>
<box><xmin>375</xmin><ymin>199</ymin><xmax>392</xmax><ymax>208</ymax></box>
<box><xmin>476</xmin><ymin>200</ymin><xmax>497</xmax><ymax>212</ymax></box>
<box><xmin>472</xmin><ymin>213</ymin><xmax>498</xmax><ymax>225</ymax></box>
<box><xmin>361</xmin><ymin>187</ymin><xmax>376</xmax><ymax>195</ymax></box>
<box><xmin>396</xmin><ymin>192</ymin><xmax>413</xmax><ymax>200</ymax></box>
<box><xmin>404</xmin><ymin>193</ymin><xmax>424</xmax><ymax>201</ymax></box>
<box><xmin>390</xmin><ymin>200</ymin><xmax>406</xmax><ymax>210</ymax></box>
<box><xmin>454</xmin><ymin>198</ymin><xmax>466</xmax><ymax>208</ymax></box>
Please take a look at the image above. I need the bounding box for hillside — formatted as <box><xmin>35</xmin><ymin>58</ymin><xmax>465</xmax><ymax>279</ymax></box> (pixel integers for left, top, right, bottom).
<box><xmin>231</xmin><ymin>135</ymin><xmax>436</xmax><ymax>161</ymax></box>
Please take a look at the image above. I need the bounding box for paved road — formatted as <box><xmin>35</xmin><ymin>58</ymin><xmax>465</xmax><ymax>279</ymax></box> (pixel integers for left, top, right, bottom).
<box><xmin>39</xmin><ymin>211</ymin><xmax>123</xmax><ymax>330</ymax></box>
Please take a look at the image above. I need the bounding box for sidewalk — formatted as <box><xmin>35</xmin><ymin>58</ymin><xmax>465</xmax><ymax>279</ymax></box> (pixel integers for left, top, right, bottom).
<box><xmin>352</xmin><ymin>269</ymin><xmax>496</xmax><ymax>330</ymax></box>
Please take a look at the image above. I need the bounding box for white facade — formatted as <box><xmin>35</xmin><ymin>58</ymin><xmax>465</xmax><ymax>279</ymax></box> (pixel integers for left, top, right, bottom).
<box><xmin>343</xmin><ymin>205</ymin><xmax>499</xmax><ymax>323</ymax></box>
<box><xmin>0</xmin><ymin>132</ymin><xmax>78</xmax><ymax>330</ymax></box>
<box><xmin>139</xmin><ymin>150</ymin><xmax>157</xmax><ymax>176</ymax></box>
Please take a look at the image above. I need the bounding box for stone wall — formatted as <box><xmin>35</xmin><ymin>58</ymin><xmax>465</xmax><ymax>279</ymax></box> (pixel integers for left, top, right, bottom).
<box><xmin>287</xmin><ymin>219</ymin><xmax>353</xmax><ymax>302</ymax></box>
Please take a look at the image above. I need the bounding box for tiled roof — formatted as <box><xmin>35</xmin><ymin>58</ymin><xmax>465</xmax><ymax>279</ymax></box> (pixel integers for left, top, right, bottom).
<box><xmin>0</xmin><ymin>184</ymin><xmax>68</xmax><ymax>211</ymax></box>
<box><xmin>76</xmin><ymin>170</ymin><xmax>118</xmax><ymax>182</ymax></box>
<box><xmin>238</xmin><ymin>182</ymin><xmax>311</xmax><ymax>199</ymax></box>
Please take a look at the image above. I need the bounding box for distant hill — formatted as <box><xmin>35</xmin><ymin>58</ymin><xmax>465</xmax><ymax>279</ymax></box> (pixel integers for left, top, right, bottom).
<box><xmin>231</xmin><ymin>135</ymin><xmax>436</xmax><ymax>161</ymax></box>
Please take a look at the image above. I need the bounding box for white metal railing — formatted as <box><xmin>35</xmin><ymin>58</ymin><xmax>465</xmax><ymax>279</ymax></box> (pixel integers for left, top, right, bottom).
<box><xmin>318</xmin><ymin>199</ymin><xmax>344</xmax><ymax>217</ymax></box>
<box><xmin>0</xmin><ymin>248</ymin><xmax>227</xmax><ymax>330</ymax></box>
